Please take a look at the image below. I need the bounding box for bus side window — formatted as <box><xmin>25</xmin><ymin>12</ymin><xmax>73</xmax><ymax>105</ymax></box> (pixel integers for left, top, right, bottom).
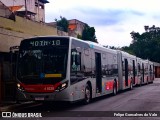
<box><xmin>71</xmin><ymin>50</ymin><xmax>81</xmax><ymax>72</ymax></box>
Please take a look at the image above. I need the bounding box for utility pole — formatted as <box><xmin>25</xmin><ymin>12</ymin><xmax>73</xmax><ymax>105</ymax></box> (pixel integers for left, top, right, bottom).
<box><xmin>25</xmin><ymin>0</ymin><xmax>27</xmax><ymax>18</ymax></box>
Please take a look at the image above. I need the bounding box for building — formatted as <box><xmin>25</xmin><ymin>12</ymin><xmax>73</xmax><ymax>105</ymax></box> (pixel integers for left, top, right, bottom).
<box><xmin>0</xmin><ymin>0</ymin><xmax>49</xmax><ymax>22</ymax></box>
<box><xmin>154</xmin><ymin>62</ymin><xmax>160</xmax><ymax>78</ymax></box>
<box><xmin>68</xmin><ymin>19</ymin><xmax>86</xmax><ymax>37</ymax></box>
<box><xmin>48</xmin><ymin>19</ymin><xmax>87</xmax><ymax>37</ymax></box>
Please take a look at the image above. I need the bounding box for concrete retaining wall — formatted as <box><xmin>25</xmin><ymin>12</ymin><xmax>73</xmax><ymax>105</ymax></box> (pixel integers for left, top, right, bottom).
<box><xmin>0</xmin><ymin>16</ymin><xmax>57</xmax><ymax>36</ymax></box>
<box><xmin>0</xmin><ymin>16</ymin><xmax>58</xmax><ymax>52</ymax></box>
<box><xmin>0</xmin><ymin>28</ymin><xmax>32</xmax><ymax>52</ymax></box>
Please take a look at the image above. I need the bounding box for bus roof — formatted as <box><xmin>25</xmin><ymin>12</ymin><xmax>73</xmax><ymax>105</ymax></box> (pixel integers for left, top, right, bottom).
<box><xmin>70</xmin><ymin>37</ymin><xmax>118</xmax><ymax>54</ymax></box>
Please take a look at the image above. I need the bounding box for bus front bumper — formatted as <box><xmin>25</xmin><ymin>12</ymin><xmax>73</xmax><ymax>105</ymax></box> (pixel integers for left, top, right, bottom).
<box><xmin>16</xmin><ymin>88</ymin><xmax>72</xmax><ymax>102</ymax></box>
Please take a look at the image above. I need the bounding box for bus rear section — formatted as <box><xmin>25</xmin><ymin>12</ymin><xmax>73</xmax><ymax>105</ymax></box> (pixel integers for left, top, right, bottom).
<box><xmin>136</xmin><ymin>59</ymin><xmax>150</xmax><ymax>85</ymax></box>
<box><xmin>16</xmin><ymin>36</ymin><xmax>72</xmax><ymax>102</ymax></box>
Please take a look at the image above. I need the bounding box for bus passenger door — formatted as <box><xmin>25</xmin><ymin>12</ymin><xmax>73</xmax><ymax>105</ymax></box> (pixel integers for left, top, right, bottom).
<box><xmin>142</xmin><ymin>63</ymin><xmax>144</xmax><ymax>82</ymax></box>
<box><xmin>95</xmin><ymin>53</ymin><xmax>102</xmax><ymax>93</ymax></box>
<box><xmin>124</xmin><ymin>59</ymin><xmax>128</xmax><ymax>86</ymax></box>
<box><xmin>133</xmin><ymin>60</ymin><xmax>136</xmax><ymax>84</ymax></box>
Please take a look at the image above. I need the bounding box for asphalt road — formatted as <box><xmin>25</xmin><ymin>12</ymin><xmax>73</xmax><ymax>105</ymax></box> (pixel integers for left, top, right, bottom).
<box><xmin>3</xmin><ymin>79</ymin><xmax>160</xmax><ymax>120</ymax></box>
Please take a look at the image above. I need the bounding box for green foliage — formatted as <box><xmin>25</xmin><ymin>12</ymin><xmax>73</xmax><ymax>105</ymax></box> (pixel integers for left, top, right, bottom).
<box><xmin>82</xmin><ymin>24</ymin><xmax>97</xmax><ymax>43</ymax></box>
<box><xmin>121</xmin><ymin>46</ymin><xmax>135</xmax><ymax>55</ymax></box>
<box><xmin>123</xmin><ymin>25</ymin><xmax>160</xmax><ymax>63</ymax></box>
<box><xmin>55</xmin><ymin>16</ymin><xmax>69</xmax><ymax>32</ymax></box>
<box><xmin>77</xmin><ymin>34</ymin><xmax>82</xmax><ymax>39</ymax></box>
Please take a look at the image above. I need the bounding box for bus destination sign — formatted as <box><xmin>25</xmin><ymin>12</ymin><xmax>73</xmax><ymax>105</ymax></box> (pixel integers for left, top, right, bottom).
<box><xmin>30</xmin><ymin>40</ymin><xmax>61</xmax><ymax>47</ymax></box>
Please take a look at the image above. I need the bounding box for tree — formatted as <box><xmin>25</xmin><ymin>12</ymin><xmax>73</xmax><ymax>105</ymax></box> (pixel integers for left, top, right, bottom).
<box><xmin>121</xmin><ymin>46</ymin><xmax>135</xmax><ymax>55</ymax></box>
<box><xmin>81</xmin><ymin>24</ymin><xmax>97</xmax><ymax>43</ymax></box>
<box><xmin>123</xmin><ymin>25</ymin><xmax>160</xmax><ymax>63</ymax></box>
<box><xmin>55</xmin><ymin>16</ymin><xmax>69</xmax><ymax>32</ymax></box>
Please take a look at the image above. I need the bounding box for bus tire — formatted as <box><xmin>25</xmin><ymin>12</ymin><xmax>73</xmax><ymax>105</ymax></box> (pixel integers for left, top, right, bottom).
<box><xmin>113</xmin><ymin>82</ymin><xmax>117</xmax><ymax>95</ymax></box>
<box><xmin>83</xmin><ymin>84</ymin><xmax>91</xmax><ymax>104</ymax></box>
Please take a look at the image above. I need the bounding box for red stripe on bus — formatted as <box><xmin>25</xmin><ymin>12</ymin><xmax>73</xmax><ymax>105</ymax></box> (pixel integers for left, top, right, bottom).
<box><xmin>21</xmin><ymin>82</ymin><xmax>61</xmax><ymax>93</ymax></box>
<box><xmin>129</xmin><ymin>79</ymin><xmax>131</xmax><ymax>85</ymax></box>
<box><xmin>105</xmin><ymin>80</ymin><xmax>114</xmax><ymax>90</ymax></box>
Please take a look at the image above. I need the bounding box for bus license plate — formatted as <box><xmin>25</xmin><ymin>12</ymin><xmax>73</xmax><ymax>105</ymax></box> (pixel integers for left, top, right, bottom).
<box><xmin>35</xmin><ymin>97</ymin><xmax>44</xmax><ymax>100</ymax></box>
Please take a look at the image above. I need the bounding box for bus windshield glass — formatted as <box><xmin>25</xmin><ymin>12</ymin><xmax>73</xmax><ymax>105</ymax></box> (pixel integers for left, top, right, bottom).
<box><xmin>17</xmin><ymin>37</ymin><xmax>69</xmax><ymax>84</ymax></box>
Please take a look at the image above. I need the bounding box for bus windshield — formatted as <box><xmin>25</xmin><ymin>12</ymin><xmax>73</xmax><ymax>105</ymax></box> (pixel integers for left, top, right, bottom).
<box><xmin>17</xmin><ymin>37</ymin><xmax>69</xmax><ymax>84</ymax></box>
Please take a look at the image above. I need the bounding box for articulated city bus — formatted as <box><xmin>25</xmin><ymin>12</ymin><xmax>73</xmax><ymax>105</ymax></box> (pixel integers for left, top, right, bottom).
<box><xmin>16</xmin><ymin>36</ymin><xmax>154</xmax><ymax>103</ymax></box>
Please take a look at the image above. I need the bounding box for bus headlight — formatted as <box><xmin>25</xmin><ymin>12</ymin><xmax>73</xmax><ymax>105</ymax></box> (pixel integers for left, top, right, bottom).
<box><xmin>55</xmin><ymin>81</ymin><xmax>68</xmax><ymax>92</ymax></box>
<box><xmin>17</xmin><ymin>83</ymin><xmax>25</xmax><ymax>92</ymax></box>
<box><xmin>17</xmin><ymin>83</ymin><xmax>20</xmax><ymax>88</ymax></box>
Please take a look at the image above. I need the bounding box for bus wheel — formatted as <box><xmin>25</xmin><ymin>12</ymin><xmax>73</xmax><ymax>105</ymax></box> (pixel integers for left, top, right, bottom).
<box><xmin>113</xmin><ymin>82</ymin><xmax>117</xmax><ymax>95</ymax></box>
<box><xmin>84</xmin><ymin>84</ymin><xmax>91</xmax><ymax>104</ymax></box>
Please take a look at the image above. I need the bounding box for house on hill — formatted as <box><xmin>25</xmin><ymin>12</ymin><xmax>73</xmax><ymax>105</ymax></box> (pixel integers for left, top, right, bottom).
<box><xmin>48</xmin><ymin>19</ymin><xmax>87</xmax><ymax>37</ymax></box>
<box><xmin>68</xmin><ymin>19</ymin><xmax>86</xmax><ymax>37</ymax></box>
<box><xmin>0</xmin><ymin>0</ymin><xmax>49</xmax><ymax>22</ymax></box>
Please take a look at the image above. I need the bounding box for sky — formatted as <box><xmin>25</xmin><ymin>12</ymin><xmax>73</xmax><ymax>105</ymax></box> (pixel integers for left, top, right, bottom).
<box><xmin>45</xmin><ymin>0</ymin><xmax>160</xmax><ymax>47</ymax></box>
